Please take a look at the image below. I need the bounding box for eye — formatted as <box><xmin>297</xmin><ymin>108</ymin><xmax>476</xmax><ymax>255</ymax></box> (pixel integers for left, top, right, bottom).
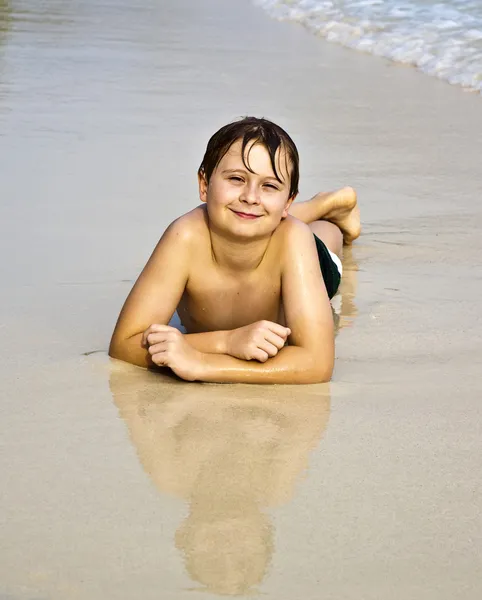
<box><xmin>229</xmin><ymin>176</ymin><xmax>243</xmax><ymax>182</ymax></box>
<box><xmin>264</xmin><ymin>183</ymin><xmax>279</xmax><ymax>190</ymax></box>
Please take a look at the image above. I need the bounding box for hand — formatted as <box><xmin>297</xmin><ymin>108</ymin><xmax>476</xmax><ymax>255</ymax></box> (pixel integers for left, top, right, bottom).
<box><xmin>225</xmin><ymin>320</ymin><xmax>291</xmax><ymax>362</ymax></box>
<box><xmin>142</xmin><ymin>324</ymin><xmax>204</xmax><ymax>382</ymax></box>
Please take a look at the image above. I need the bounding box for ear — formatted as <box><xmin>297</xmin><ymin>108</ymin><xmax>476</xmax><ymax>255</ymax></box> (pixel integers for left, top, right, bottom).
<box><xmin>198</xmin><ymin>172</ymin><xmax>208</xmax><ymax>203</ymax></box>
<box><xmin>281</xmin><ymin>193</ymin><xmax>297</xmax><ymax>219</ymax></box>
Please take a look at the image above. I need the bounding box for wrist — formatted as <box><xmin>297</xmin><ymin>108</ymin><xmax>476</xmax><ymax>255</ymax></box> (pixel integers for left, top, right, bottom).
<box><xmin>221</xmin><ymin>330</ymin><xmax>232</xmax><ymax>355</ymax></box>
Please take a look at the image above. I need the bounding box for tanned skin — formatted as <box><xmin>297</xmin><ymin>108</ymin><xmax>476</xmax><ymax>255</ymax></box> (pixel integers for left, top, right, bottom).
<box><xmin>109</xmin><ymin>139</ymin><xmax>360</xmax><ymax>384</ymax></box>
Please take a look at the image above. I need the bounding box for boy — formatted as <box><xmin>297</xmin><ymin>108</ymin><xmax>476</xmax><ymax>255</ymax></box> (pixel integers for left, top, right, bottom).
<box><xmin>109</xmin><ymin>117</ymin><xmax>360</xmax><ymax>383</ymax></box>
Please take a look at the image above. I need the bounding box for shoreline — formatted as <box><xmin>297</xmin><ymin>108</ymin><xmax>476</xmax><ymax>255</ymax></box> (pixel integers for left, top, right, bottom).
<box><xmin>253</xmin><ymin>0</ymin><xmax>482</xmax><ymax>95</ymax></box>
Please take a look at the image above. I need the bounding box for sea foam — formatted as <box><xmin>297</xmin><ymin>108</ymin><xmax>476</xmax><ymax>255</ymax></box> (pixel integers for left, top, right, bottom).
<box><xmin>254</xmin><ymin>0</ymin><xmax>482</xmax><ymax>94</ymax></box>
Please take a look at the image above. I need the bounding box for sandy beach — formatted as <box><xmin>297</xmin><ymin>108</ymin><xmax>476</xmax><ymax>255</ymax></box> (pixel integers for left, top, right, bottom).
<box><xmin>1</xmin><ymin>0</ymin><xmax>481</xmax><ymax>598</ymax></box>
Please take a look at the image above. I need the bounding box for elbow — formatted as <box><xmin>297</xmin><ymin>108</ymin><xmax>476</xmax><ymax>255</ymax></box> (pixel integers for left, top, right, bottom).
<box><xmin>302</xmin><ymin>356</ymin><xmax>333</xmax><ymax>384</ymax></box>
<box><xmin>281</xmin><ymin>346</ymin><xmax>333</xmax><ymax>384</ymax></box>
<box><xmin>318</xmin><ymin>369</ymin><xmax>333</xmax><ymax>384</ymax></box>
<box><xmin>108</xmin><ymin>334</ymin><xmax>120</xmax><ymax>359</ymax></box>
<box><xmin>108</xmin><ymin>334</ymin><xmax>150</xmax><ymax>369</ymax></box>
<box><xmin>317</xmin><ymin>358</ymin><xmax>334</xmax><ymax>383</ymax></box>
<box><xmin>304</xmin><ymin>368</ymin><xmax>332</xmax><ymax>384</ymax></box>
<box><xmin>108</xmin><ymin>336</ymin><xmax>129</xmax><ymax>363</ymax></box>
<box><xmin>108</xmin><ymin>340</ymin><xmax>122</xmax><ymax>361</ymax></box>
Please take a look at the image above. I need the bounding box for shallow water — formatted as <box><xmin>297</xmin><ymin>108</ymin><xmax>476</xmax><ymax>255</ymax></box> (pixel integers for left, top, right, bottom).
<box><xmin>255</xmin><ymin>0</ymin><xmax>482</xmax><ymax>93</ymax></box>
<box><xmin>1</xmin><ymin>0</ymin><xmax>482</xmax><ymax>598</ymax></box>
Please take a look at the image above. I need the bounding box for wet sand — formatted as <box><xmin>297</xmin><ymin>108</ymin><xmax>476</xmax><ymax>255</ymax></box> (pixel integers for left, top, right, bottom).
<box><xmin>1</xmin><ymin>0</ymin><xmax>482</xmax><ymax>598</ymax></box>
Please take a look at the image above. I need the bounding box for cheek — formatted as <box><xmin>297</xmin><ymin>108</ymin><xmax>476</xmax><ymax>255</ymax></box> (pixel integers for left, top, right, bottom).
<box><xmin>209</xmin><ymin>181</ymin><xmax>234</xmax><ymax>205</ymax></box>
<box><xmin>266</xmin><ymin>196</ymin><xmax>289</xmax><ymax>215</ymax></box>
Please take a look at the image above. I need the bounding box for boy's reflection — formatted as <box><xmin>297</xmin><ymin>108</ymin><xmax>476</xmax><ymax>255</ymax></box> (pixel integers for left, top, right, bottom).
<box><xmin>110</xmin><ymin>370</ymin><xmax>330</xmax><ymax>596</ymax></box>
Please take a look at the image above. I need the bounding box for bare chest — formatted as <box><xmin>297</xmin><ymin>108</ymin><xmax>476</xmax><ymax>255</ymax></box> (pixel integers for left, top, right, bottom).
<box><xmin>178</xmin><ymin>266</ymin><xmax>282</xmax><ymax>333</ymax></box>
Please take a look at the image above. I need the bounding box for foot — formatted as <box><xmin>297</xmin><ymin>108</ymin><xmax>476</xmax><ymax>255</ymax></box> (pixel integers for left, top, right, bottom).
<box><xmin>315</xmin><ymin>187</ymin><xmax>361</xmax><ymax>244</ymax></box>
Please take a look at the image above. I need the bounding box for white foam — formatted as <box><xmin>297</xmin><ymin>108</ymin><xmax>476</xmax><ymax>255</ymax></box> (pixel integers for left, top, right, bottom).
<box><xmin>254</xmin><ymin>0</ymin><xmax>482</xmax><ymax>94</ymax></box>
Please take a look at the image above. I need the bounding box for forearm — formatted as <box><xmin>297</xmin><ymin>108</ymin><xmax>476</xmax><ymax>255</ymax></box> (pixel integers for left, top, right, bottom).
<box><xmin>183</xmin><ymin>330</ymin><xmax>228</xmax><ymax>354</ymax></box>
<box><xmin>109</xmin><ymin>329</ymin><xmax>229</xmax><ymax>368</ymax></box>
<box><xmin>110</xmin><ymin>326</ymin><xmax>232</xmax><ymax>371</ymax></box>
<box><xmin>196</xmin><ymin>345</ymin><xmax>333</xmax><ymax>384</ymax></box>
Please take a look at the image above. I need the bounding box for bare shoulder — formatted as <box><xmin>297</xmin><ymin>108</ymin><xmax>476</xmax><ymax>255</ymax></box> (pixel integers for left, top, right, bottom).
<box><xmin>162</xmin><ymin>205</ymin><xmax>208</xmax><ymax>245</ymax></box>
<box><xmin>274</xmin><ymin>216</ymin><xmax>316</xmax><ymax>260</ymax></box>
<box><xmin>133</xmin><ymin>205</ymin><xmax>209</xmax><ymax>286</ymax></box>
<box><xmin>277</xmin><ymin>215</ymin><xmax>313</xmax><ymax>238</ymax></box>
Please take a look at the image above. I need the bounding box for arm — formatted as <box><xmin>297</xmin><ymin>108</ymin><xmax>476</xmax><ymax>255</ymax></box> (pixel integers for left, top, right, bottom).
<box><xmin>149</xmin><ymin>221</ymin><xmax>335</xmax><ymax>383</ymax></box>
<box><xmin>183</xmin><ymin>320</ymin><xmax>290</xmax><ymax>359</ymax></box>
<box><xmin>183</xmin><ymin>331</ymin><xmax>229</xmax><ymax>354</ymax></box>
<box><xmin>109</xmin><ymin>217</ymin><xmax>193</xmax><ymax>368</ymax></box>
<box><xmin>190</xmin><ymin>346</ymin><xmax>330</xmax><ymax>384</ymax></box>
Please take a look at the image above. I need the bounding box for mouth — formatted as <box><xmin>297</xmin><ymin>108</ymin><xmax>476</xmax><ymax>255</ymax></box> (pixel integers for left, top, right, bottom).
<box><xmin>231</xmin><ymin>209</ymin><xmax>262</xmax><ymax>220</ymax></box>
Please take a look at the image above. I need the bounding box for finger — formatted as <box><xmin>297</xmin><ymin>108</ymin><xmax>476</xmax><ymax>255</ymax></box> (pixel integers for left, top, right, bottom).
<box><xmin>265</xmin><ymin>321</ymin><xmax>291</xmax><ymax>338</ymax></box>
<box><xmin>142</xmin><ymin>324</ymin><xmax>164</xmax><ymax>346</ymax></box>
<box><xmin>259</xmin><ymin>341</ymin><xmax>279</xmax><ymax>358</ymax></box>
<box><xmin>145</xmin><ymin>331</ymin><xmax>172</xmax><ymax>347</ymax></box>
<box><xmin>252</xmin><ymin>349</ymin><xmax>269</xmax><ymax>363</ymax></box>
<box><xmin>151</xmin><ymin>351</ymin><xmax>168</xmax><ymax>367</ymax></box>
<box><xmin>144</xmin><ymin>325</ymin><xmax>177</xmax><ymax>347</ymax></box>
<box><xmin>264</xmin><ymin>331</ymin><xmax>287</xmax><ymax>350</ymax></box>
<box><xmin>148</xmin><ymin>342</ymin><xmax>168</xmax><ymax>356</ymax></box>
<box><xmin>141</xmin><ymin>327</ymin><xmax>154</xmax><ymax>347</ymax></box>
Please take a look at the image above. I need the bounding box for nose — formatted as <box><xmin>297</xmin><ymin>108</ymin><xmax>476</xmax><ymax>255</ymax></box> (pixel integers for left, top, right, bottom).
<box><xmin>240</xmin><ymin>182</ymin><xmax>260</xmax><ymax>205</ymax></box>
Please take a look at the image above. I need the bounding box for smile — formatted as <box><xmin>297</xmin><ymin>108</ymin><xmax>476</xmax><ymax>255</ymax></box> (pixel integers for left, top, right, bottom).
<box><xmin>231</xmin><ymin>210</ymin><xmax>262</xmax><ymax>220</ymax></box>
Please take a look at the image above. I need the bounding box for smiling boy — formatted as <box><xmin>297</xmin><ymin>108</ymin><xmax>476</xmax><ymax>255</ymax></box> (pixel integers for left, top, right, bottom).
<box><xmin>109</xmin><ymin>117</ymin><xmax>360</xmax><ymax>383</ymax></box>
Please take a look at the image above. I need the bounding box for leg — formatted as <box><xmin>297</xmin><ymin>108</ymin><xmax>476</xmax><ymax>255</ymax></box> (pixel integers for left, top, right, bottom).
<box><xmin>309</xmin><ymin>220</ymin><xmax>343</xmax><ymax>258</ymax></box>
<box><xmin>289</xmin><ymin>186</ymin><xmax>361</xmax><ymax>245</ymax></box>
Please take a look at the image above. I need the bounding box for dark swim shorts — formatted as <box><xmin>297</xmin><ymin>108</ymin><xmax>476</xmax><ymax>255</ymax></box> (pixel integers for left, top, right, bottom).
<box><xmin>313</xmin><ymin>234</ymin><xmax>342</xmax><ymax>299</ymax></box>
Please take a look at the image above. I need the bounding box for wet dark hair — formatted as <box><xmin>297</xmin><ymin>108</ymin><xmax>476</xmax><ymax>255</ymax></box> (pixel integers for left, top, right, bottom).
<box><xmin>198</xmin><ymin>116</ymin><xmax>299</xmax><ymax>198</ymax></box>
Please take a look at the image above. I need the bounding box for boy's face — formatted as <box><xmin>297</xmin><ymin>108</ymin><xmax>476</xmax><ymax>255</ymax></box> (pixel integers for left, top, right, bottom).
<box><xmin>199</xmin><ymin>139</ymin><xmax>296</xmax><ymax>239</ymax></box>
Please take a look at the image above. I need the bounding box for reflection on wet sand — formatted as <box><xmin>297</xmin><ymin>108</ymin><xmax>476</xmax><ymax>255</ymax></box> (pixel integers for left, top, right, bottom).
<box><xmin>110</xmin><ymin>368</ymin><xmax>330</xmax><ymax>596</ymax></box>
<box><xmin>333</xmin><ymin>245</ymin><xmax>359</xmax><ymax>334</ymax></box>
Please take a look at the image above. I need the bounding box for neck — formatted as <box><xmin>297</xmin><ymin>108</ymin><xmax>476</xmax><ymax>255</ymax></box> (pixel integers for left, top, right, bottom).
<box><xmin>208</xmin><ymin>226</ymin><xmax>270</xmax><ymax>273</ymax></box>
